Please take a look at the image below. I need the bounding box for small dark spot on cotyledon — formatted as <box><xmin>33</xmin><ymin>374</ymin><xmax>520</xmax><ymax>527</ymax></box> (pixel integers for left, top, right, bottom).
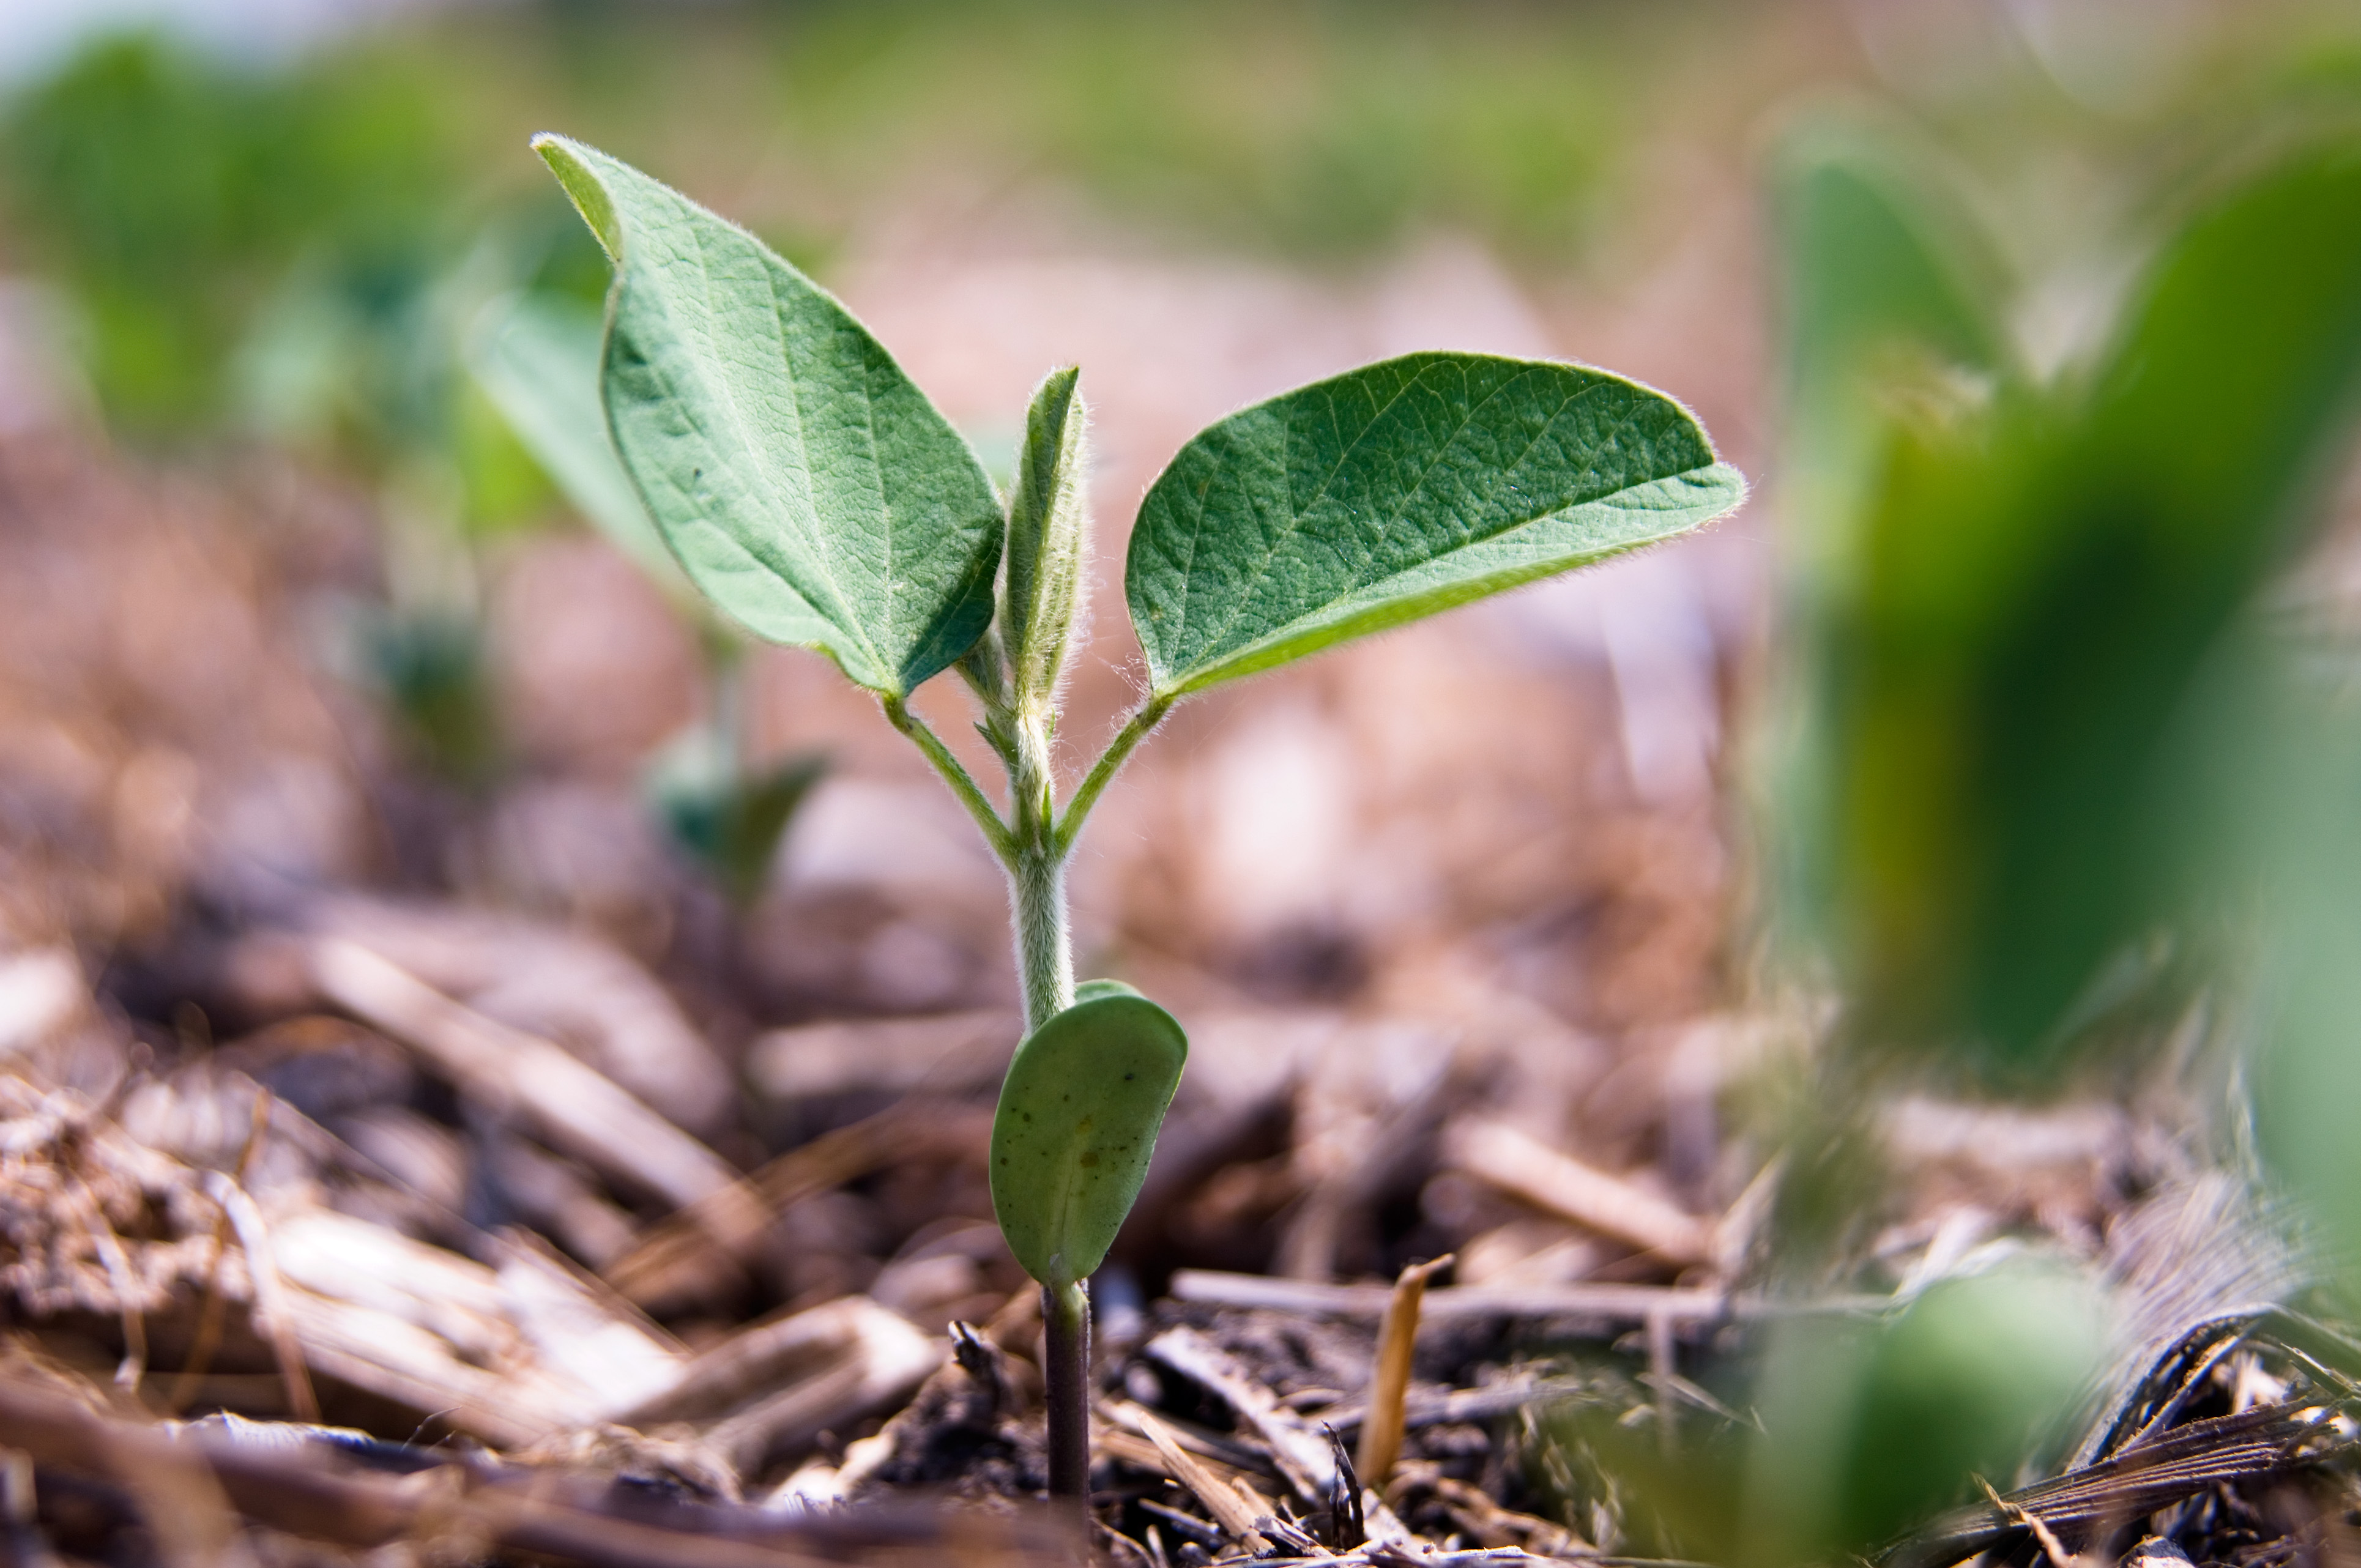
<box><xmin>1124</xmin><ymin>1072</ymin><xmax>1135</xmax><ymax>1080</ymax></box>
<box><xmin>1079</xmin><ymin>1151</ymin><xmax>1100</xmax><ymax>1167</ymax></box>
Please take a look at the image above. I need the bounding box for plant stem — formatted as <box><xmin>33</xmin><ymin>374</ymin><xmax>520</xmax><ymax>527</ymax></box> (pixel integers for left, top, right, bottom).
<box><xmin>1009</xmin><ymin>709</ymin><xmax>1073</xmax><ymax>1034</ymax></box>
<box><xmin>892</xmin><ymin>666</ymin><xmax>1170</xmax><ymax>1512</ymax></box>
<box><xmin>1054</xmin><ymin>696</ymin><xmax>1172</xmax><ymax>856</ymax></box>
<box><xmin>1011</xmin><ymin>841</ymin><xmax>1074</xmax><ymax>1035</ymax></box>
<box><xmin>1042</xmin><ymin>1278</ymin><xmax>1091</xmax><ymax>1503</ymax></box>
<box><xmin>880</xmin><ymin>695</ymin><xmax>1016</xmax><ymax>866</ymax></box>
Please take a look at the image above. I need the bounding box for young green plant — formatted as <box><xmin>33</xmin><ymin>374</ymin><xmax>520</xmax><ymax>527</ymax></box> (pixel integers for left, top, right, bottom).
<box><xmin>467</xmin><ymin>289</ymin><xmax>825</xmax><ymax>905</ymax></box>
<box><xmin>532</xmin><ymin>132</ymin><xmax>1744</xmax><ymax>1504</ymax></box>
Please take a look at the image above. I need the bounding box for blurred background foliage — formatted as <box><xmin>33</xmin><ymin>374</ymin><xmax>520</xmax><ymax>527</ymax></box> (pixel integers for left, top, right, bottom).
<box><xmin>1768</xmin><ymin>121</ymin><xmax>2361</xmax><ymax>1083</ymax></box>
<box><xmin>10</xmin><ymin>3</ymin><xmax>2361</xmax><ymax>1564</ymax></box>
<box><xmin>0</xmin><ymin>0</ymin><xmax>1678</xmax><ymax>448</ymax></box>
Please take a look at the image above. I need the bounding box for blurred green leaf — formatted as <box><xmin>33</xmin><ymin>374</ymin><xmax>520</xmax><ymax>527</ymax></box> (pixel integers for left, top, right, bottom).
<box><xmin>1744</xmin><ymin>1265</ymin><xmax>2105</xmax><ymax>1568</ymax></box>
<box><xmin>1125</xmin><ymin>352</ymin><xmax>1744</xmax><ymax>700</ymax></box>
<box><xmin>645</xmin><ymin>727</ymin><xmax>825</xmax><ymax>908</ymax></box>
<box><xmin>1781</xmin><ymin>136</ymin><xmax>2361</xmax><ymax>1074</ymax></box>
<box><xmin>465</xmin><ymin>289</ymin><xmax>686</xmax><ymax>591</ymax></box>
<box><xmin>1774</xmin><ymin>118</ymin><xmax>2009</xmax><ymax>429</ymax></box>
<box><xmin>2</xmin><ymin>31</ymin><xmax>453</xmax><ymax>437</ymax></box>
<box><xmin>2236</xmin><ymin>647</ymin><xmax>2361</xmax><ymax>1278</ymax></box>
<box><xmin>366</xmin><ymin>609</ymin><xmax>501</xmax><ymax>786</ymax></box>
<box><xmin>537</xmin><ymin>135</ymin><xmax>1003</xmax><ymax>698</ymax></box>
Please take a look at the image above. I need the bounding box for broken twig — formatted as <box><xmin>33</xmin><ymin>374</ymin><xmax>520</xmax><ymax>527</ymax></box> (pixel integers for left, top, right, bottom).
<box><xmin>1356</xmin><ymin>1254</ymin><xmax>1452</xmax><ymax>1491</ymax></box>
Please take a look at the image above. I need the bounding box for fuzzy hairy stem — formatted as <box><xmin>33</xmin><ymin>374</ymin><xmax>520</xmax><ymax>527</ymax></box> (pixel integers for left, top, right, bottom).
<box><xmin>1054</xmin><ymin>696</ymin><xmax>1172</xmax><ymax>856</ymax></box>
<box><xmin>1042</xmin><ymin>1278</ymin><xmax>1092</xmax><ymax>1503</ymax></box>
<box><xmin>880</xmin><ymin>696</ymin><xmax>1014</xmax><ymax>866</ymax></box>
<box><xmin>1009</xmin><ymin>709</ymin><xmax>1073</xmax><ymax>1034</ymax></box>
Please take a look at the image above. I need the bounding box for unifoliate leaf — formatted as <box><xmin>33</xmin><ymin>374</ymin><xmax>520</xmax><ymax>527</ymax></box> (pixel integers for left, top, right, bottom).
<box><xmin>1001</xmin><ymin>366</ymin><xmax>1089</xmax><ymax>713</ymax></box>
<box><xmin>991</xmin><ymin>982</ymin><xmax>1186</xmax><ymax>1290</ymax></box>
<box><xmin>465</xmin><ymin>289</ymin><xmax>685</xmax><ymax>595</ymax></box>
<box><xmin>1125</xmin><ymin>352</ymin><xmax>1743</xmax><ymax>699</ymax></box>
<box><xmin>534</xmin><ymin>134</ymin><xmax>1003</xmax><ymax>697</ymax></box>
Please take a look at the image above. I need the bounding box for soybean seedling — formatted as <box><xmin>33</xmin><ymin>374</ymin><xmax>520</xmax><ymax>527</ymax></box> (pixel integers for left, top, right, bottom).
<box><xmin>468</xmin><ymin>289</ymin><xmax>826</xmax><ymax>906</ymax></box>
<box><xmin>532</xmin><ymin>133</ymin><xmax>1744</xmax><ymax>1507</ymax></box>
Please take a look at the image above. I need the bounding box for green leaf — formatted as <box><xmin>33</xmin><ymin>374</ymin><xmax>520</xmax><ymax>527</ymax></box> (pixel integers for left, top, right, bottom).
<box><xmin>1771</xmin><ymin>117</ymin><xmax>2008</xmax><ymax>421</ymax></box>
<box><xmin>1125</xmin><ymin>351</ymin><xmax>1744</xmax><ymax>699</ymax></box>
<box><xmin>1796</xmin><ymin>138</ymin><xmax>2361</xmax><ymax>1072</ymax></box>
<box><xmin>534</xmin><ymin>134</ymin><xmax>1003</xmax><ymax>697</ymax></box>
<box><xmin>645</xmin><ymin>724</ymin><xmax>826</xmax><ymax>908</ymax></box>
<box><xmin>465</xmin><ymin>289</ymin><xmax>687</xmax><ymax>595</ymax></box>
<box><xmin>1944</xmin><ymin>139</ymin><xmax>2361</xmax><ymax>1055</ymax></box>
<box><xmin>1760</xmin><ymin>120</ymin><xmax>2012</xmax><ymax>988</ymax></box>
<box><xmin>2081</xmin><ymin>140</ymin><xmax>2361</xmax><ymax>576</ymax></box>
<box><xmin>1001</xmin><ymin>366</ymin><xmax>1090</xmax><ymax>714</ymax></box>
<box><xmin>990</xmin><ymin>981</ymin><xmax>1187</xmax><ymax>1290</ymax></box>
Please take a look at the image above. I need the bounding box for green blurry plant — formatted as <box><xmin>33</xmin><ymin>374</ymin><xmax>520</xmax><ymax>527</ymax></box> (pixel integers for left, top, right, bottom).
<box><xmin>2</xmin><ymin>31</ymin><xmax>540</xmax><ymax>795</ymax></box>
<box><xmin>1541</xmin><ymin>1261</ymin><xmax>2103</xmax><ymax>1568</ymax></box>
<box><xmin>1767</xmin><ymin>119</ymin><xmax>2361</xmax><ymax>1082</ymax></box>
<box><xmin>466</xmin><ymin>288</ymin><xmax>827</xmax><ymax>905</ymax></box>
<box><xmin>363</xmin><ymin>607</ymin><xmax>503</xmax><ymax>786</ymax></box>
<box><xmin>1717</xmin><ymin>108</ymin><xmax>2361</xmax><ymax>1568</ymax></box>
<box><xmin>2</xmin><ymin>32</ymin><xmax>456</xmax><ymax>438</ymax></box>
<box><xmin>530</xmin><ymin>132</ymin><xmax>1741</xmax><ymax>1503</ymax></box>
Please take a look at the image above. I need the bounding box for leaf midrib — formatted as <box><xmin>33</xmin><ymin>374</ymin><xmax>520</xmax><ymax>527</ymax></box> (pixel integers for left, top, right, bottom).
<box><xmin>641</xmin><ymin>171</ymin><xmax>885</xmax><ymax>688</ymax></box>
<box><xmin>1184</xmin><ymin>359</ymin><xmax>1433</xmax><ymax>665</ymax></box>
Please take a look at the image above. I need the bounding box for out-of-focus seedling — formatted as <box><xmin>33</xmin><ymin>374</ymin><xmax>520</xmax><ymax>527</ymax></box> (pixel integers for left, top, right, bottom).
<box><xmin>468</xmin><ymin>288</ymin><xmax>827</xmax><ymax>905</ymax></box>
<box><xmin>531</xmin><ymin>132</ymin><xmax>1742</xmax><ymax>1508</ymax></box>
<box><xmin>1723</xmin><ymin>112</ymin><xmax>2361</xmax><ymax>1568</ymax></box>
<box><xmin>365</xmin><ymin>606</ymin><xmax>502</xmax><ymax>787</ymax></box>
<box><xmin>1768</xmin><ymin>121</ymin><xmax>2361</xmax><ymax>1080</ymax></box>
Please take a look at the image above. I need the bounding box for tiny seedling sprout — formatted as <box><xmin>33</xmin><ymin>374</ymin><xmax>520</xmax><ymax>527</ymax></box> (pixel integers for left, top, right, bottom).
<box><xmin>532</xmin><ymin>132</ymin><xmax>1744</xmax><ymax>1511</ymax></box>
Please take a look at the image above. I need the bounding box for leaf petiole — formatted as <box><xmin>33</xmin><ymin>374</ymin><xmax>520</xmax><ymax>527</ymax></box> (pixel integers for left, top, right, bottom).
<box><xmin>1054</xmin><ymin>696</ymin><xmax>1173</xmax><ymax>858</ymax></box>
<box><xmin>882</xmin><ymin>695</ymin><xmax>1017</xmax><ymax>867</ymax></box>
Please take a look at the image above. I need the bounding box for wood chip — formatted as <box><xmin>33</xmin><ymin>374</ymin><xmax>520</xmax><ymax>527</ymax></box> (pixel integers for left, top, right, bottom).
<box><xmin>620</xmin><ymin>1295</ymin><xmax>927</xmax><ymax>1429</ymax></box>
<box><xmin>1134</xmin><ymin>1408</ymin><xmax>1268</xmax><ymax>1551</ymax></box>
<box><xmin>1143</xmin><ymin>1326</ymin><xmax>1415</xmax><ymax>1545</ymax></box>
<box><xmin>269</xmin><ymin>1206</ymin><xmax>683</xmax><ymax>1444</ymax></box>
<box><xmin>1168</xmin><ymin>1268</ymin><xmax>1740</xmax><ymax>1323</ymax></box>
<box><xmin>603</xmin><ymin>1104</ymin><xmax>987</xmax><ymax>1310</ymax></box>
<box><xmin>0</xmin><ymin>1375</ymin><xmax>1074</xmax><ymax>1568</ymax></box>
<box><xmin>1444</xmin><ymin>1119</ymin><xmax>1712</xmax><ymax>1266</ymax></box>
<box><xmin>1318</xmin><ymin>1375</ymin><xmax>1596</xmax><ymax>1436</ymax></box>
<box><xmin>1356</xmin><ymin>1254</ymin><xmax>1452</xmax><ymax>1491</ymax></box>
<box><xmin>697</xmin><ymin>1298</ymin><xmax>940</xmax><ymax>1474</ymax></box>
<box><xmin>745</xmin><ymin>1009</ymin><xmax>1018</xmax><ymax>1100</ymax></box>
<box><xmin>310</xmin><ymin>939</ymin><xmax>769</xmax><ymax>1253</ymax></box>
<box><xmin>1145</xmin><ymin>1326</ymin><xmax>1336</xmax><ymax>1502</ymax></box>
<box><xmin>204</xmin><ymin>1172</ymin><xmax>318</xmax><ymax>1423</ymax></box>
<box><xmin>300</xmin><ymin>897</ymin><xmax>738</xmax><ymax>1134</ymax></box>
